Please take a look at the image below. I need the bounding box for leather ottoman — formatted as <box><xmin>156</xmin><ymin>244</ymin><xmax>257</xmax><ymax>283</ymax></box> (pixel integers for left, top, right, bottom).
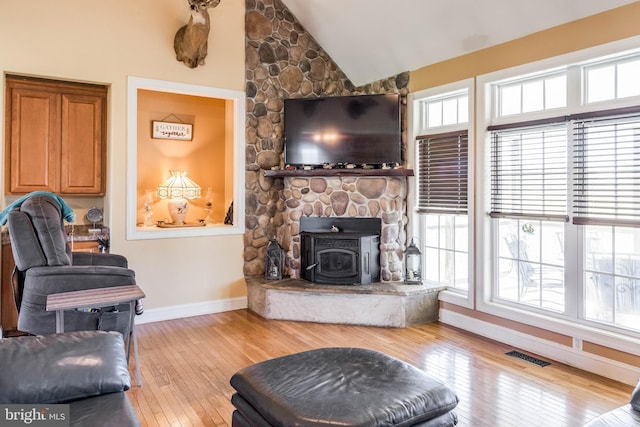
<box><xmin>0</xmin><ymin>331</ymin><xmax>138</xmax><ymax>426</ymax></box>
<box><xmin>230</xmin><ymin>347</ymin><xmax>458</xmax><ymax>427</ymax></box>
<box><xmin>583</xmin><ymin>379</ymin><xmax>640</xmax><ymax>426</ymax></box>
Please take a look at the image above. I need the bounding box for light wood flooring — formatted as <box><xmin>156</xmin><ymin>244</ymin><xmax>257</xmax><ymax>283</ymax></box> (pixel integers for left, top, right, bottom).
<box><xmin>127</xmin><ymin>309</ymin><xmax>633</xmax><ymax>427</ymax></box>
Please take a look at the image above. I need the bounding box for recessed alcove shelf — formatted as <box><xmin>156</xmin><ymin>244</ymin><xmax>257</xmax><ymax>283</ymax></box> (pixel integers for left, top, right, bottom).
<box><xmin>126</xmin><ymin>76</ymin><xmax>246</xmax><ymax>240</ymax></box>
<box><xmin>263</xmin><ymin>168</ymin><xmax>414</xmax><ymax>178</ymax></box>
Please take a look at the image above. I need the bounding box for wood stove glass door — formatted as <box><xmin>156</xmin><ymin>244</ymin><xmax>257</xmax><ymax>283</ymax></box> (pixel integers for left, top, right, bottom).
<box><xmin>316</xmin><ymin>248</ymin><xmax>359</xmax><ymax>281</ymax></box>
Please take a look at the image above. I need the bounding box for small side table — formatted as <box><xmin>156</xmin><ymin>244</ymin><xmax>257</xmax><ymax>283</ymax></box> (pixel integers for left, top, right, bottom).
<box><xmin>46</xmin><ymin>285</ymin><xmax>145</xmax><ymax>386</ymax></box>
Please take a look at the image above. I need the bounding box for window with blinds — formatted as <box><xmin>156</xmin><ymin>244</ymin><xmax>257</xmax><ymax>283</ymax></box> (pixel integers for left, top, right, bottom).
<box><xmin>573</xmin><ymin>112</ymin><xmax>640</xmax><ymax>227</ymax></box>
<box><xmin>416</xmin><ymin>131</ymin><xmax>468</xmax><ymax>214</ymax></box>
<box><xmin>483</xmin><ymin>44</ymin><xmax>640</xmax><ymax>332</ymax></box>
<box><xmin>490</xmin><ymin>123</ymin><xmax>568</xmax><ymax>221</ymax></box>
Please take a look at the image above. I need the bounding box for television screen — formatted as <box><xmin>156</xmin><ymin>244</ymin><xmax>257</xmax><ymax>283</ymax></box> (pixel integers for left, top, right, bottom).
<box><xmin>284</xmin><ymin>94</ymin><xmax>401</xmax><ymax>166</ymax></box>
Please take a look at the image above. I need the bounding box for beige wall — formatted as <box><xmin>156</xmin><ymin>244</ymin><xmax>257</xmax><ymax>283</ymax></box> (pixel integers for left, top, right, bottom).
<box><xmin>410</xmin><ymin>2</ymin><xmax>640</xmax><ymax>91</ymax></box>
<box><xmin>0</xmin><ymin>0</ymin><xmax>246</xmax><ymax>311</ymax></box>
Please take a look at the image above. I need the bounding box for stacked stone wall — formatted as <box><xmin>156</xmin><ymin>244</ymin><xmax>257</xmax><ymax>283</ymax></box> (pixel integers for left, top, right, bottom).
<box><xmin>244</xmin><ymin>0</ymin><xmax>409</xmax><ymax>278</ymax></box>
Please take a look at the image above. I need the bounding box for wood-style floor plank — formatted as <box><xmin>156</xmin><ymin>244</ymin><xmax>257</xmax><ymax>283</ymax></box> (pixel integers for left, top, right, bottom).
<box><xmin>127</xmin><ymin>309</ymin><xmax>633</xmax><ymax>427</ymax></box>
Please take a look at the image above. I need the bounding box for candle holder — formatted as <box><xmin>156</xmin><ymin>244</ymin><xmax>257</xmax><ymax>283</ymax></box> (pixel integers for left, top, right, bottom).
<box><xmin>204</xmin><ymin>187</ymin><xmax>214</xmax><ymax>224</ymax></box>
<box><xmin>265</xmin><ymin>238</ymin><xmax>284</xmax><ymax>280</ymax></box>
<box><xmin>404</xmin><ymin>238</ymin><xmax>422</xmax><ymax>285</ymax></box>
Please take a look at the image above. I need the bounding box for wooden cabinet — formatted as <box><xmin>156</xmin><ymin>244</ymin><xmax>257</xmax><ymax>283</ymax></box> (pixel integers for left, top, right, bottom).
<box><xmin>71</xmin><ymin>240</ymin><xmax>103</xmax><ymax>253</ymax></box>
<box><xmin>5</xmin><ymin>76</ymin><xmax>107</xmax><ymax>195</ymax></box>
<box><xmin>1</xmin><ymin>242</ymin><xmax>19</xmax><ymax>337</ymax></box>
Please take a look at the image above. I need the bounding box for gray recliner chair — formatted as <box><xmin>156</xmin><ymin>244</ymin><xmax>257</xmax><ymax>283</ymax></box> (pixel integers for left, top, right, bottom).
<box><xmin>6</xmin><ymin>195</ymin><xmax>136</xmax><ymax>336</ymax></box>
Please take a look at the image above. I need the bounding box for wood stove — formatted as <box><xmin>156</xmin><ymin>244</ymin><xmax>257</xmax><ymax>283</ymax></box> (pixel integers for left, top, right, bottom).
<box><xmin>300</xmin><ymin>218</ymin><xmax>381</xmax><ymax>285</ymax></box>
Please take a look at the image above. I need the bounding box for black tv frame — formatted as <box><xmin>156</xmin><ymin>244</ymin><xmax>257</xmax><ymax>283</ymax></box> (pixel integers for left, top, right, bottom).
<box><xmin>283</xmin><ymin>94</ymin><xmax>402</xmax><ymax>167</ymax></box>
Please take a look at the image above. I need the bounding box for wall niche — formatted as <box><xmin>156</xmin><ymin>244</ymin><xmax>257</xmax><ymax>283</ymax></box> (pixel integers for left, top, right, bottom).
<box><xmin>127</xmin><ymin>77</ymin><xmax>245</xmax><ymax>240</ymax></box>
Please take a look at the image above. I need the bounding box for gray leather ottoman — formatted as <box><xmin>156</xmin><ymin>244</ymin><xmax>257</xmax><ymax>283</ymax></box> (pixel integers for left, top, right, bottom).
<box><xmin>583</xmin><ymin>379</ymin><xmax>640</xmax><ymax>426</ymax></box>
<box><xmin>230</xmin><ymin>347</ymin><xmax>458</xmax><ymax>427</ymax></box>
<box><xmin>0</xmin><ymin>331</ymin><xmax>138</xmax><ymax>426</ymax></box>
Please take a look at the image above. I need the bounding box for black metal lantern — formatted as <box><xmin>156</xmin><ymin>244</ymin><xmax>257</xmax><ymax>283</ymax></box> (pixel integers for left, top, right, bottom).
<box><xmin>265</xmin><ymin>238</ymin><xmax>284</xmax><ymax>280</ymax></box>
<box><xmin>404</xmin><ymin>238</ymin><xmax>422</xmax><ymax>285</ymax></box>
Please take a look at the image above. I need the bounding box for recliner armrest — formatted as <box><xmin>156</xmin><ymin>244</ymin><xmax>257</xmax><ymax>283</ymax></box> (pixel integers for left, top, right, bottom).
<box><xmin>0</xmin><ymin>331</ymin><xmax>130</xmax><ymax>404</ymax></box>
<box><xmin>72</xmin><ymin>252</ymin><xmax>129</xmax><ymax>268</ymax></box>
<box><xmin>24</xmin><ymin>265</ymin><xmax>136</xmax><ymax>295</ymax></box>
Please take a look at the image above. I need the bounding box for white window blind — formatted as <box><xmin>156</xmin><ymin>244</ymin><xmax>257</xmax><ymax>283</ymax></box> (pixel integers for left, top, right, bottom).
<box><xmin>490</xmin><ymin>123</ymin><xmax>568</xmax><ymax>221</ymax></box>
<box><xmin>416</xmin><ymin>131</ymin><xmax>468</xmax><ymax>214</ymax></box>
<box><xmin>573</xmin><ymin>112</ymin><xmax>640</xmax><ymax>227</ymax></box>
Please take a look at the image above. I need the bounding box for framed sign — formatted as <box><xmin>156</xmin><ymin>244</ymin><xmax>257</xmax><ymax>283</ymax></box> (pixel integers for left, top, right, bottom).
<box><xmin>152</xmin><ymin>120</ymin><xmax>193</xmax><ymax>141</ymax></box>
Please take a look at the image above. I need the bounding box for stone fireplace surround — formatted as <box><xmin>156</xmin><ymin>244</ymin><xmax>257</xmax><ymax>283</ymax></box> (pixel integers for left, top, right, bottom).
<box><xmin>277</xmin><ymin>173</ymin><xmax>410</xmax><ymax>282</ymax></box>
<box><xmin>245</xmin><ymin>168</ymin><xmax>445</xmax><ymax>329</ymax></box>
<box><xmin>243</xmin><ymin>0</ymin><xmax>444</xmax><ymax>327</ymax></box>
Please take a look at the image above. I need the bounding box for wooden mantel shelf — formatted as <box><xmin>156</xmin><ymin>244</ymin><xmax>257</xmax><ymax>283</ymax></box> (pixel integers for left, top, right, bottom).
<box><xmin>264</xmin><ymin>168</ymin><xmax>414</xmax><ymax>178</ymax></box>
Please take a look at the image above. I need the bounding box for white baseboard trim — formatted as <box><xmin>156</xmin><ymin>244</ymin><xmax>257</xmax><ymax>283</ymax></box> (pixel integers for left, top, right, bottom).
<box><xmin>135</xmin><ymin>297</ymin><xmax>248</xmax><ymax>325</ymax></box>
<box><xmin>440</xmin><ymin>308</ymin><xmax>640</xmax><ymax>386</ymax></box>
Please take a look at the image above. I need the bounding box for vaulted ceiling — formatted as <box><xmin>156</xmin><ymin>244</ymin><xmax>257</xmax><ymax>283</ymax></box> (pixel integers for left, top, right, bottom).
<box><xmin>280</xmin><ymin>0</ymin><xmax>639</xmax><ymax>86</ymax></box>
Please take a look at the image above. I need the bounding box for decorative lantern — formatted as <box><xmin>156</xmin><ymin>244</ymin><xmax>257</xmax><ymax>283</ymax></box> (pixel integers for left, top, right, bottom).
<box><xmin>265</xmin><ymin>238</ymin><xmax>284</xmax><ymax>280</ymax></box>
<box><xmin>404</xmin><ymin>238</ymin><xmax>422</xmax><ymax>285</ymax></box>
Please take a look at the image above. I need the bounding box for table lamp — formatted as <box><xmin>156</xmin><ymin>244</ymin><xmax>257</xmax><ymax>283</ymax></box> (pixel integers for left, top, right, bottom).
<box><xmin>157</xmin><ymin>170</ymin><xmax>201</xmax><ymax>225</ymax></box>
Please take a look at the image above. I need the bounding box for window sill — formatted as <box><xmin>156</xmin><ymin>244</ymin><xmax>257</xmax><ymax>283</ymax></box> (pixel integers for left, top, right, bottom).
<box><xmin>438</xmin><ymin>288</ymin><xmax>474</xmax><ymax>309</ymax></box>
<box><xmin>128</xmin><ymin>222</ymin><xmax>243</xmax><ymax>240</ymax></box>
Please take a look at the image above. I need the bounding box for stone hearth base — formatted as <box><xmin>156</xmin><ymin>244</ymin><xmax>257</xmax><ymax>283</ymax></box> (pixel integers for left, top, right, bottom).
<box><xmin>246</xmin><ymin>277</ymin><xmax>445</xmax><ymax>328</ymax></box>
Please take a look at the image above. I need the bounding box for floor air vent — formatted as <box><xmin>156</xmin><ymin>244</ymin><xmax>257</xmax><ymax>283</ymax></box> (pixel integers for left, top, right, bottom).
<box><xmin>505</xmin><ymin>350</ymin><xmax>551</xmax><ymax>367</ymax></box>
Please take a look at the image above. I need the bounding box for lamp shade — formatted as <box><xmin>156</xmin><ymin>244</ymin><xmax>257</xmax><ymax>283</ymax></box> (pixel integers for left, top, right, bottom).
<box><xmin>157</xmin><ymin>170</ymin><xmax>201</xmax><ymax>200</ymax></box>
<box><xmin>157</xmin><ymin>170</ymin><xmax>201</xmax><ymax>225</ymax></box>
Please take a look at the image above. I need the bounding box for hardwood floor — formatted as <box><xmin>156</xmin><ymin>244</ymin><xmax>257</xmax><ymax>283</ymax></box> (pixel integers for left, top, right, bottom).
<box><xmin>127</xmin><ymin>309</ymin><xmax>633</xmax><ymax>427</ymax></box>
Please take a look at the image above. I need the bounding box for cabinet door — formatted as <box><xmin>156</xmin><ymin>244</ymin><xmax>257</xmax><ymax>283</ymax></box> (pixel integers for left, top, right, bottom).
<box><xmin>1</xmin><ymin>243</ymin><xmax>19</xmax><ymax>336</ymax></box>
<box><xmin>60</xmin><ymin>93</ymin><xmax>105</xmax><ymax>195</ymax></box>
<box><xmin>5</xmin><ymin>76</ymin><xmax>107</xmax><ymax>196</ymax></box>
<box><xmin>7</xmin><ymin>87</ymin><xmax>61</xmax><ymax>193</ymax></box>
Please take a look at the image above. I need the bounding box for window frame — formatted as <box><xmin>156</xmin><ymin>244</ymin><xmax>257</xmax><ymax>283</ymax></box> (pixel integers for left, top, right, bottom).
<box><xmin>476</xmin><ymin>37</ymin><xmax>640</xmax><ymax>342</ymax></box>
<box><xmin>409</xmin><ymin>79</ymin><xmax>475</xmax><ymax>308</ymax></box>
<box><xmin>495</xmin><ymin>70</ymin><xmax>568</xmax><ymax>118</ymax></box>
<box><xmin>419</xmin><ymin>89</ymin><xmax>469</xmax><ymax>129</ymax></box>
<box><xmin>583</xmin><ymin>53</ymin><xmax>640</xmax><ymax>105</ymax></box>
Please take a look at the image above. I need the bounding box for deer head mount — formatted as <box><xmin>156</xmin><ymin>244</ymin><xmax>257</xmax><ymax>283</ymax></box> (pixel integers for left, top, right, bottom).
<box><xmin>174</xmin><ymin>0</ymin><xmax>221</xmax><ymax>69</ymax></box>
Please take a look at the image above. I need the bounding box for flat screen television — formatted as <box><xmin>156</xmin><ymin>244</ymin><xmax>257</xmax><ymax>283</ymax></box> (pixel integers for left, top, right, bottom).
<box><xmin>284</xmin><ymin>94</ymin><xmax>402</xmax><ymax>166</ymax></box>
